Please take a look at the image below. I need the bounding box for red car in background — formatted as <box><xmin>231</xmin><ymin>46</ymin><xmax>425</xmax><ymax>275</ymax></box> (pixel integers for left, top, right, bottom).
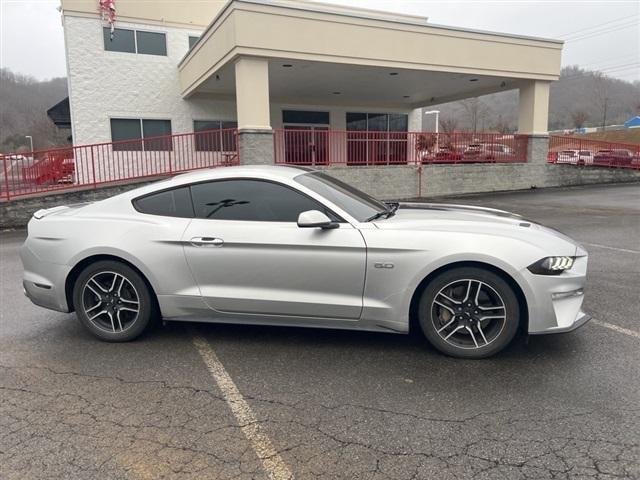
<box><xmin>593</xmin><ymin>149</ymin><xmax>634</xmax><ymax>167</ymax></box>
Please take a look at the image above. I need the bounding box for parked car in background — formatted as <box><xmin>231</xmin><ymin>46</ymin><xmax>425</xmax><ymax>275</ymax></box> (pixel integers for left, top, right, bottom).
<box><xmin>20</xmin><ymin>165</ymin><xmax>590</xmax><ymax>359</ymax></box>
<box><xmin>556</xmin><ymin>150</ymin><xmax>594</xmax><ymax>165</ymax></box>
<box><xmin>577</xmin><ymin>150</ymin><xmax>594</xmax><ymax>165</ymax></box>
<box><xmin>421</xmin><ymin>146</ymin><xmax>463</xmax><ymax>163</ymax></box>
<box><xmin>593</xmin><ymin>149</ymin><xmax>634</xmax><ymax>167</ymax></box>
<box><xmin>556</xmin><ymin>150</ymin><xmax>577</xmax><ymax>164</ymax></box>
<box><xmin>463</xmin><ymin>143</ymin><xmax>515</xmax><ymax>162</ymax></box>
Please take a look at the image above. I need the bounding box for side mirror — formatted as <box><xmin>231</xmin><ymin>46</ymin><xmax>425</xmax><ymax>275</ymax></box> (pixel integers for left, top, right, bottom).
<box><xmin>297</xmin><ymin>210</ymin><xmax>338</xmax><ymax>229</ymax></box>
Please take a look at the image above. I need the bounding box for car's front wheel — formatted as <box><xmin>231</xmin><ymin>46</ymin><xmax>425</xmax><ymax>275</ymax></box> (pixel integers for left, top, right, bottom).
<box><xmin>72</xmin><ymin>260</ymin><xmax>156</xmax><ymax>342</ymax></box>
<box><xmin>418</xmin><ymin>267</ymin><xmax>520</xmax><ymax>359</ymax></box>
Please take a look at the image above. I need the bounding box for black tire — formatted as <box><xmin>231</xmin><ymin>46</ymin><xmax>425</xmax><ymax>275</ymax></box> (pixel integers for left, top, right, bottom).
<box><xmin>72</xmin><ymin>260</ymin><xmax>156</xmax><ymax>342</ymax></box>
<box><xmin>418</xmin><ymin>267</ymin><xmax>520</xmax><ymax>359</ymax></box>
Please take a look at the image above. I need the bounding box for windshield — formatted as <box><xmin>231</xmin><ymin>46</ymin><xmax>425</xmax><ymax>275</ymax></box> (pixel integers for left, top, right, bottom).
<box><xmin>294</xmin><ymin>171</ymin><xmax>388</xmax><ymax>222</ymax></box>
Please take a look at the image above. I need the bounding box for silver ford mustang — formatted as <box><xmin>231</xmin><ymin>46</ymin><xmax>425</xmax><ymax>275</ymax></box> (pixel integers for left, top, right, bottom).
<box><xmin>21</xmin><ymin>166</ymin><xmax>590</xmax><ymax>358</ymax></box>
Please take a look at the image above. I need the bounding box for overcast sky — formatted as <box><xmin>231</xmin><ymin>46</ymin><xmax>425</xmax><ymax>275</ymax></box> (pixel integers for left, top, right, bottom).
<box><xmin>1</xmin><ymin>0</ymin><xmax>638</xmax><ymax>82</ymax></box>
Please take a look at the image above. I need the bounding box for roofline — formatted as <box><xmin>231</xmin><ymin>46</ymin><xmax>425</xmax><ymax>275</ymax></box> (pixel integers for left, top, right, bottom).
<box><xmin>250</xmin><ymin>0</ymin><xmax>563</xmax><ymax>44</ymax></box>
<box><xmin>181</xmin><ymin>0</ymin><xmax>562</xmax><ymax>67</ymax></box>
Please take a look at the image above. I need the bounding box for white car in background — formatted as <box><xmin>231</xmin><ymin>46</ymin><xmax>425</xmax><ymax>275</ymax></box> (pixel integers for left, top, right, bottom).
<box><xmin>557</xmin><ymin>150</ymin><xmax>593</xmax><ymax>165</ymax></box>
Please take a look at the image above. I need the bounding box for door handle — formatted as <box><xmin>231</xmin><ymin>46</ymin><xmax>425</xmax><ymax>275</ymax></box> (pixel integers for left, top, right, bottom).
<box><xmin>190</xmin><ymin>236</ymin><xmax>224</xmax><ymax>247</ymax></box>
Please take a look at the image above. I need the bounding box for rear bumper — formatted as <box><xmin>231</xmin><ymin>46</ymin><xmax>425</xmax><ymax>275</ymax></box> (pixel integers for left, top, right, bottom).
<box><xmin>21</xmin><ymin>243</ymin><xmax>71</xmax><ymax>313</ymax></box>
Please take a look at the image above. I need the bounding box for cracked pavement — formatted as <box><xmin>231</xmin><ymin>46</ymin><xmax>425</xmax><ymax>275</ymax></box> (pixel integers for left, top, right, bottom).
<box><xmin>1</xmin><ymin>183</ymin><xmax>639</xmax><ymax>479</ymax></box>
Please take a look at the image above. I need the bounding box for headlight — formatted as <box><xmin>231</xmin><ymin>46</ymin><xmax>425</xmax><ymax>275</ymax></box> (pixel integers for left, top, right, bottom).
<box><xmin>527</xmin><ymin>256</ymin><xmax>575</xmax><ymax>275</ymax></box>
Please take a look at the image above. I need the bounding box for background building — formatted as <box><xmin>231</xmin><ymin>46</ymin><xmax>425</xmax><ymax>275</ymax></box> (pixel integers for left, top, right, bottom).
<box><xmin>61</xmin><ymin>0</ymin><xmax>562</xmax><ymax>165</ymax></box>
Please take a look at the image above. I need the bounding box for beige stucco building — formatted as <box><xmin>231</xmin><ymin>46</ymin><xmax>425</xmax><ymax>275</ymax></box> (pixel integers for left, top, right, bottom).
<box><xmin>60</xmin><ymin>0</ymin><xmax>562</xmax><ymax>165</ymax></box>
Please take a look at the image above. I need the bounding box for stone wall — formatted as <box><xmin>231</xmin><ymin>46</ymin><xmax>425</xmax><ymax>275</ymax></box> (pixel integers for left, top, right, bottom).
<box><xmin>0</xmin><ymin>181</ymin><xmax>157</xmax><ymax>230</ymax></box>
<box><xmin>2</xmin><ymin>165</ymin><xmax>639</xmax><ymax>229</ymax></box>
<box><xmin>322</xmin><ymin>163</ymin><xmax>640</xmax><ymax>200</ymax></box>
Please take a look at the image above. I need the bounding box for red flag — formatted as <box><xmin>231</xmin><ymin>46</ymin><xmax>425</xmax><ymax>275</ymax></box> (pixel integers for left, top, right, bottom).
<box><xmin>99</xmin><ymin>0</ymin><xmax>116</xmax><ymax>40</ymax></box>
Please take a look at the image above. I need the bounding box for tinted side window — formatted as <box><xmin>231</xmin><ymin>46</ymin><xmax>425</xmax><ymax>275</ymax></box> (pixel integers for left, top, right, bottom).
<box><xmin>190</xmin><ymin>180</ymin><xmax>333</xmax><ymax>222</ymax></box>
<box><xmin>134</xmin><ymin>187</ymin><xmax>194</xmax><ymax>218</ymax></box>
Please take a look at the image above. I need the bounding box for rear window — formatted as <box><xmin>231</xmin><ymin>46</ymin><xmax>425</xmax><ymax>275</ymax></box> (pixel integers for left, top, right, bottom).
<box><xmin>579</xmin><ymin>151</ymin><xmax>590</xmax><ymax>155</ymax></box>
<box><xmin>133</xmin><ymin>187</ymin><xmax>194</xmax><ymax>218</ymax></box>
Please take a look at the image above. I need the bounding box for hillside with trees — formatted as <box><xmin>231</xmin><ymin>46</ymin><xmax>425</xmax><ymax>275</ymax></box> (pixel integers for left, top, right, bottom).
<box><xmin>0</xmin><ymin>68</ymin><xmax>69</xmax><ymax>153</ymax></box>
<box><xmin>431</xmin><ymin>66</ymin><xmax>640</xmax><ymax>133</ymax></box>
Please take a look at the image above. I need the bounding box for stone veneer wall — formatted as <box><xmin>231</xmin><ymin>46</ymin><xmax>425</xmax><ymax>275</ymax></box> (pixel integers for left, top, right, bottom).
<box><xmin>2</xmin><ymin>165</ymin><xmax>639</xmax><ymax>229</ymax></box>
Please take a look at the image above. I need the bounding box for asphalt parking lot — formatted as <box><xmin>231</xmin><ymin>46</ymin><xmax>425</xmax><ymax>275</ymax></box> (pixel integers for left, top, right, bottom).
<box><xmin>1</xmin><ymin>182</ymin><xmax>638</xmax><ymax>480</ymax></box>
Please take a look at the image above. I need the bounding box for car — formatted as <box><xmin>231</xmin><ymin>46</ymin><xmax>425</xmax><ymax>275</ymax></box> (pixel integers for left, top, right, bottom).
<box><xmin>556</xmin><ymin>150</ymin><xmax>579</xmax><ymax>164</ymax></box>
<box><xmin>463</xmin><ymin>143</ymin><xmax>515</xmax><ymax>162</ymax></box>
<box><xmin>21</xmin><ymin>165</ymin><xmax>590</xmax><ymax>359</ymax></box>
<box><xmin>593</xmin><ymin>149</ymin><xmax>634</xmax><ymax>167</ymax></box>
<box><xmin>421</xmin><ymin>146</ymin><xmax>463</xmax><ymax>163</ymax></box>
<box><xmin>556</xmin><ymin>149</ymin><xmax>594</xmax><ymax>165</ymax></box>
<box><xmin>577</xmin><ymin>150</ymin><xmax>594</xmax><ymax>165</ymax></box>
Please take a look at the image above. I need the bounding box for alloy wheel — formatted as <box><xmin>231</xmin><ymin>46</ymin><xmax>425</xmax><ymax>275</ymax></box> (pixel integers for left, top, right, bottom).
<box><xmin>431</xmin><ymin>279</ymin><xmax>507</xmax><ymax>350</ymax></box>
<box><xmin>82</xmin><ymin>271</ymin><xmax>140</xmax><ymax>333</ymax></box>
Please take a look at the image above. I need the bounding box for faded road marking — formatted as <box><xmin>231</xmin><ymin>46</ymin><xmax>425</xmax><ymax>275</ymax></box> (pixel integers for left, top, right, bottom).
<box><xmin>191</xmin><ymin>333</ymin><xmax>294</xmax><ymax>480</ymax></box>
<box><xmin>592</xmin><ymin>320</ymin><xmax>640</xmax><ymax>339</ymax></box>
<box><xmin>581</xmin><ymin>242</ymin><xmax>640</xmax><ymax>254</ymax></box>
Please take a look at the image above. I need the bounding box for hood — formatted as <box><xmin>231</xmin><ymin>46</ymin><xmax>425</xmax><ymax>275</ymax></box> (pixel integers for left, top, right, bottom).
<box><xmin>375</xmin><ymin>202</ymin><xmax>580</xmax><ymax>252</ymax></box>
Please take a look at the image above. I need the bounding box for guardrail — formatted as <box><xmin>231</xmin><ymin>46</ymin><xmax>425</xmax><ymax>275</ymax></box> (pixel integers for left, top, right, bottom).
<box><xmin>548</xmin><ymin>135</ymin><xmax>640</xmax><ymax>169</ymax></box>
<box><xmin>274</xmin><ymin>129</ymin><xmax>529</xmax><ymax>166</ymax></box>
<box><xmin>0</xmin><ymin>128</ymin><xmax>239</xmax><ymax>200</ymax></box>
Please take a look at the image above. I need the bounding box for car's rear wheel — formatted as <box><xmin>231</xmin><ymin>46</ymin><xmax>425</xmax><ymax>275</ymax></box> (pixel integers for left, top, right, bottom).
<box><xmin>418</xmin><ymin>267</ymin><xmax>520</xmax><ymax>359</ymax></box>
<box><xmin>72</xmin><ymin>260</ymin><xmax>155</xmax><ymax>342</ymax></box>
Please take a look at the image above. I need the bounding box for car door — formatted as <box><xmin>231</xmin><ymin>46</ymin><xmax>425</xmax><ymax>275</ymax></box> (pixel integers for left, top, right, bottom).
<box><xmin>181</xmin><ymin>178</ymin><xmax>367</xmax><ymax>319</ymax></box>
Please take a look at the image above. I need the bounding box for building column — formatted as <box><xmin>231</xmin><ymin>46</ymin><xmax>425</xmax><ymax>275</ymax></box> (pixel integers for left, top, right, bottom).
<box><xmin>518</xmin><ymin>80</ymin><xmax>551</xmax><ymax>164</ymax></box>
<box><xmin>235</xmin><ymin>57</ymin><xmax>273</xmax><ymax>165</ymax></box>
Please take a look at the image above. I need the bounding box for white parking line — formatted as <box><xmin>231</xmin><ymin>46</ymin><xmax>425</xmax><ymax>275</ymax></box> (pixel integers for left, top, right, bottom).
<box><xmin>581</xmin><ymin>242</ymin><xmax>640</xmax><ymax>254</ymax></box>
<box><xmin>191</xmin><ymin>333</ymin><xmax>294</xmax><ymax>480</ymax></box>
<box><xmin>592</xmin><ymin>320</ymin><xmax>640</xmax><ymax>339</ymax></box>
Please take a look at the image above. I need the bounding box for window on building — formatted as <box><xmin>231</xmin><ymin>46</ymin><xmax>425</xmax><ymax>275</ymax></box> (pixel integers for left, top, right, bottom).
<box><xmin>188</xmin><ymin>35</ymin><xmax>200</xmax><ymax>49</ymax></box>
<box><xmin>142</xmin><ymin>119</ymin><xmax>172</xmax><ymax>150</ymax></box>
<box><xmin>133</xmin><ymin>187</ymin><xmax>194</xmax><ymax>218</ymax></box>
<box><xmin>136</xmin><ymin>31</ymin><xmax>167</xmax><ymax>56</ymax></box>
<box><xmin>346</xmin><ymin>112</ymin><xmax>408</xmax><ymax>165</ymax></box>
<box><xmin>194</xmin><ymin>120</ymin><xmax>237</xmax><ymax>152</ymax></box>
<box><xmin>103</xmin><ymin>28</ymin><xmax>136</xmax><ymax>53</ymax></box>
<box><xmin>190</xmin><ymin>180</ymin><xmax>333</xmax><ymax>222</ymax></box>
<box><xmin>111</xmin><ymin>118</ymin><xmax>172</xmax><ymax>151</ymax></box>
<box><xmin>111</xmin><ymin>118</ymin><xmax>143</xmax><ymax>150</ymax></box>
<box><xmin>103</xmin><ymin>27</ymin><xmax>166</xmax><ymax>56</ymax></box>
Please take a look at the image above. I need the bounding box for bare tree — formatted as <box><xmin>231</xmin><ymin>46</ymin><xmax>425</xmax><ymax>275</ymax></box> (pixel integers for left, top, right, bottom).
<box><xmin>460</xmin><ymin>98</ymin><xmax>487</xmax><ymax>133</ymax></box>
<box><xmin>570</xmin><ymin>110</ymin><xmax>589</xmax><ymax>129</ymax></box>
<box><xmin>491</xmin><ymin>115</ymin><xmax>511</xmax><ymax>134</ymax></box>
<box><xmin>439</xmin><ymin>116</ymin><xmax>459</xmax><ymax>133</ymax></box>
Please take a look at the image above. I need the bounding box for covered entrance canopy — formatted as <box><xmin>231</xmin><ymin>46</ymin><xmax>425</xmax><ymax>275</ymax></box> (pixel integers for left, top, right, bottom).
<box><xmin>179</xmin><ymin>0</ymin><xmax>562</xmax><ymax>135</ymax></box>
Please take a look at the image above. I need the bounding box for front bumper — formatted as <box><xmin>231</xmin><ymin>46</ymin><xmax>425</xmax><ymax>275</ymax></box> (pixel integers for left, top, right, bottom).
<box><xmin>530</xmin><ymin>311</ymin><xmax>591</xmax><ymax>335</ymax></box>
<box><xmin>525</xmin><ymin>254</ymin><xmax>591</xmax><ymax>335</ymax></box>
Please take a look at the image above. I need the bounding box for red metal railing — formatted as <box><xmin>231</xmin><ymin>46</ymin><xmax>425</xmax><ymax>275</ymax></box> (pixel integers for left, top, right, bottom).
<box><xmin>0</xmin><ymin>128</ymin><xmax>239</xmax><ymax>200</ymax></box>
<box><xmin>548</xmin><ymin>135</ymin><xmax>640</xmax><ymax>169</ymax></box>
<box><xmin>274</xmin><ymin>129</ymin><xmax>529</xmax><ymax>166</ymax></box>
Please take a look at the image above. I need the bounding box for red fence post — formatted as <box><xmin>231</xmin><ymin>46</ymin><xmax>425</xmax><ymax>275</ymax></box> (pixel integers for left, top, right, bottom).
<box><xmin>168</xmin><ymin>136</ymin><xmax>173</xmax><ymax>174</ymax></box>
<box><xmin>90</xmin><ymin>146</ymin><xmax>97</xmax><ymax>189</ymax></box>
<box><xmin>2</xmin><ymin>155</ymin><xmax>10</xmax><ymax>201</ymax></box>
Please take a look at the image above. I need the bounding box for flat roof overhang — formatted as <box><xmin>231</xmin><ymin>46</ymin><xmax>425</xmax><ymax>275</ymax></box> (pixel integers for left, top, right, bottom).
<box><xmin>178</xmin><ymin>0</ymin><xmax>563</xmax><ymax>106</ymax></box>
